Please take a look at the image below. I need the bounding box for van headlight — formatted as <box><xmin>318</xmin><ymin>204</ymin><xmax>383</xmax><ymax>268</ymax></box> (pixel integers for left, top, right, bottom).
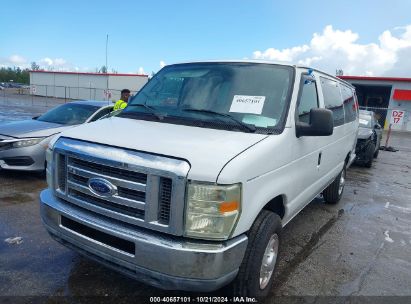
<box><xmin>184</xmin><ymin>182</ymin><xmax>241</xmax><ymax>240</ymax></box>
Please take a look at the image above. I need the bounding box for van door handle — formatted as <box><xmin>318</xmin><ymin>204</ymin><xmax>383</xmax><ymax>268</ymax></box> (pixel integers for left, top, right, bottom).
<box><xmin>318</xmin><ymin>152</ymin><xmax>322</xmax><ymax>166</ymax></box>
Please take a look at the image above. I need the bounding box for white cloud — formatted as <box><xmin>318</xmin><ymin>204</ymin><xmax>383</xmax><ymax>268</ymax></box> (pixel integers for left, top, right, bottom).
<box><xmin>160</xmin><ymin>60</ymin><xmax>166</xmax><ymax>68</ymax></box>
<box><xmin>9</xmin><ymin>55</ymin><xmax>27</xmax><ymax>65</ymax></box>
<box><xmin>39</xmin><ymin>57</ymin><xmax>66</xmax><ymax>67</ymax></box>
<box><xmin>53</xmin><ymin>58</ymin><xmax>67</xmax><ymax>66</ymax></box>
<box><xmin>0</xmin><ymin>54</ymin><xmax>29</xmax><ymax>69</ymax></box>
<box><xmin>35</xmin><ymin>57</ymin><xmax>80</xmax><ymax>71</ymax></box>
<box><xmin>253</xmin><ymin>45</ymin><xmax>309</xmax><ymax>62</ymax></box>
<box><xmin>40</xmin><ymin>57</ymin><xmax>53</xmax><ymax>66</ymax></box>
<box><xmin>252</xmin><ymin>24</ymin><xmax>411</xmax><ymax>77</ymax></box>
<box><xmin>138</xmin><ymin>67</ymin><xmax>145</xmax><ymax>75</ymax></box>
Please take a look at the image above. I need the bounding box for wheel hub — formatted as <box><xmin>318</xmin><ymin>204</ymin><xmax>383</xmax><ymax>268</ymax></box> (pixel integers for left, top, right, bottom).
<box><xmin>259</xmin><ymin>234</ymin><xmax>279</xmax><ymax>289</ymax></box>
<box><xmin>338</xmin><ymin>169</ymin><xmax>346</xmax><ymax>196</ymax></box>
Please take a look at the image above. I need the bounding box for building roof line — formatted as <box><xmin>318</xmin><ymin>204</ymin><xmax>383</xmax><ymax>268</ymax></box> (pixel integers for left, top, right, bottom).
<box><xmin>339</xmin><ymin>75</ymin><xmax>411</xmax><ymax>83</ymax></box>
<box><xmin>29</xmin><ymin>70</ymin><xmax>148</xmax><ymax>77</ymax></box>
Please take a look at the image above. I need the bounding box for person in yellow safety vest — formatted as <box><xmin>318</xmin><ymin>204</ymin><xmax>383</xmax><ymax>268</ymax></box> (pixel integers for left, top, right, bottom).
<box><xmin>113</xmin><ymin>89</ymin><xmax>131</xmax><ymax>111</ymax></box>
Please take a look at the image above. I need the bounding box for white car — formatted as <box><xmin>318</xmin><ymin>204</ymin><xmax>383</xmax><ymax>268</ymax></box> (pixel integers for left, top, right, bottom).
<box><xmin>40</xmin><ymin>61</ymin><xmax>359</xmax><ymax>298</ymax></box>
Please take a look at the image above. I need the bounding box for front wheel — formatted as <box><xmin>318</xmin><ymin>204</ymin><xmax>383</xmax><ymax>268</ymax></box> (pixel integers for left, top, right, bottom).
<box><xmin>323</xmin><ymin>165</ymin><xmax>346</xmax><ymax>204</ymax></box>
<box><xmin>373</xmin><ymin>143</ymin><xmax>380</xmax><ymax>158</ymax></box>
<box><xmin>231</xmin><ymin>210</ymin><xmax>282</xmax><ymax>298</ymax></box>
<box><xmin>364</xmin><ymin>143</ymin><xmax>376</xmax><ymax>168</ymax></box>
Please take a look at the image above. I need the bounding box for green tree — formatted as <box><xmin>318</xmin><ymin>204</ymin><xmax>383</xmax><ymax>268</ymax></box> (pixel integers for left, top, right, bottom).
<box><xmin>31</xmin><ymin>62</ymin><xmax>40</xmax><ymax>71</ymax></box>
<box><xmin>99</xmin><ymin>65</ymin><xmax>108</xmax><ymax>73</ymax></box>
<box><xmin>0</xmin><ymin>67</ymin><xmax>30</xmax><ymax>84</ymax></box>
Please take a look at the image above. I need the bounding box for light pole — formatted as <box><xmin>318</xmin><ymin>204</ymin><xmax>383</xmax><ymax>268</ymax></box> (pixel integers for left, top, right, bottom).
<box><xmin>105</xmin><ymin>34</ymin><xmax>109</xmax><ymax>102</ymax></box>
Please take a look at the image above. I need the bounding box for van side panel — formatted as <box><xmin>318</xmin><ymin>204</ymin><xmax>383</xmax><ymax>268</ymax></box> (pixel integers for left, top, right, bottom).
<box><xmin>222</xmin><ymin>69</ymin><xmax>358</xmax><ymax>237</ymax></box>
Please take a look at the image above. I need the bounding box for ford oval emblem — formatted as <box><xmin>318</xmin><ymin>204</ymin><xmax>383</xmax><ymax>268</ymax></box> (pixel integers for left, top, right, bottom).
<box><xmin>88</xmin><ymin>178</ymin><xmax>117</xmax><ymax>197</ymax></box>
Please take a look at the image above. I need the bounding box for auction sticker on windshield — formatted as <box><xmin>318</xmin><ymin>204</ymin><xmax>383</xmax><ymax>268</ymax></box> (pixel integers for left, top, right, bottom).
<box><xmin>229</xmin><ymin>95</ymin><xmax>265</xmax><ymax>115</ymax></box>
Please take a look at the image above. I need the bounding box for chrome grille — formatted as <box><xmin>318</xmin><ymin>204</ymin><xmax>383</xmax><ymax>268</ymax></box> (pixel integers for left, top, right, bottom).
<box><xmin>57</xmin><ymin>154</ymin><xmax>67</xmax><ymax>193</ymax></box>
<box><xmin>158</xmin><ymin>177</ymin><xmax>172</xmax><ymax>224</ymax></box>
<box><xmin>69</xmin><ymin>188</ymin><xmax>145</xmax><ymax>219</ymax></box>
<box><xmin>70</xmin><ymin>157</ymin><xmax>147</xmax><ymax>184</ymax></box>
<box><xmin>52</xmin><ymin>138</ymin><xmax>189</xmax><ymax>235</ymax></box>
<box><xmin>65</xmin><ymin>155</ymin><xmax>146</xmax><ymax>223</ymax></box>
<box><xmin>117</xmin><ymin>187</ymin><xmax>145</xmax><ymax>202</ymax></box>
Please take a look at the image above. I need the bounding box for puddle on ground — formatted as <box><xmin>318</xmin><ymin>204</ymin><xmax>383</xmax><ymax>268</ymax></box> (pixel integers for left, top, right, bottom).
<box><xmin>348</xmin><ymin>176</ymin><xmax>371</xmax><ymax>184</ymax></box>
<box><xmin>0</xmin><ymin>193</ymin><xmax>33</xmax><ymax>204</ymax></box>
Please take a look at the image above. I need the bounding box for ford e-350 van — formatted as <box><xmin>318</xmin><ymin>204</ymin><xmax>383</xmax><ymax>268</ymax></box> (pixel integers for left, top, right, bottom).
<box><xmin>40</xmin><ymin>61</ymin><xmax>359</xmax><ymax>297</ymax></box>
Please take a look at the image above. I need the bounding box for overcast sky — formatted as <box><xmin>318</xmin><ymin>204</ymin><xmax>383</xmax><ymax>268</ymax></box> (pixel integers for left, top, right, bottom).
<box><xmin>2</xmin><ymin>0</ymin><xmax>411</xmax><ymax>76</ymax></box>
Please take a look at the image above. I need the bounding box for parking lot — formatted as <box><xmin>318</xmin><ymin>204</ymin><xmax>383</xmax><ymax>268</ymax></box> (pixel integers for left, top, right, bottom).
<box><xmin>1</xmin><ymin>104</ymin><xmax>411</xmax><ymax>302</ymax></box>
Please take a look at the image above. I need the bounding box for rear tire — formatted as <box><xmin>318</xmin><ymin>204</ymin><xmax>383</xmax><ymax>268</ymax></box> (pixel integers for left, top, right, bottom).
<box><xmin>364</xmin><ymin>143</ymin><xmax>375</xmax><ymax>168</ymax></box>
<box><xmin>323</xmin><ymin>165</ymin><xmax>346</xmax><ymax>204</ymax></box>
<box><xmin>231</xmin><ymin>210</ymin><xmax>282</xmax><ymax>299</ymax></box>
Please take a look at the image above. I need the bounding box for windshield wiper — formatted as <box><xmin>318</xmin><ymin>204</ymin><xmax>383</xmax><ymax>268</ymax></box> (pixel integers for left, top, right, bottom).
<box><xmin>125</xmin><ymin>104</ymin><xmax>165</xmax><ymax>120</ymax></box>
<box><xmin>182</xmin><ymin>107</ymin><xmax>256</xmax><ymax>132</ymax></box>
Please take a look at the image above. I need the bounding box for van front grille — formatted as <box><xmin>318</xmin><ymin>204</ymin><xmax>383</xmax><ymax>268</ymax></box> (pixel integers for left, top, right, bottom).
<box><xmin>158</xmin><ymin>177</ymin><xmax>172</xmax><ymax>224</ymax></box>
<box><xmin>57</xmin><ymin>154</ymin><xmax>67</xmax><ymax>192</ymax></box>
<box><xmin>70</xmin><ymin>157</ymin><xmax>147</xmax><ymax>184</ymax></box>
<box><xmin>52</xmin><ymin>138</ymin><xmax>188</xmax><ymax>235</ymax></box>
<box><xmin>69</xmin><ymin>189</ymin><xmax>145</xmax><ymax>219</ymax></box>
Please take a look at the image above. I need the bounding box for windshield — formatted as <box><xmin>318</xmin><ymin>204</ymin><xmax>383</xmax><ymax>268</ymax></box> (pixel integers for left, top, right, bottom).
<box><xmin>121</xmin><ymin>63</ymin><xmax>294</xmax><ymax>133</ymax></box>
<box><xmin>37</xmin><ymin>103</ymin><xmax>100</xmax><ymax>125</ymax></box>
<box><xmin>359</xmin><ymin>114</ymin><xmax>372</xmax><ymax>128</ymax></box>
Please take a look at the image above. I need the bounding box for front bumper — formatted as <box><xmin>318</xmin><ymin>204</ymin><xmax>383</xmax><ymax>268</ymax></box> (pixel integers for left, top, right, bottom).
<box><xmin>0</xmin><ymin>143</ymin><xmax>46</xmax><ymax>171</ymax></box>
<box><xmin>40</xmin><ymin>189</ymin><xmax>248</xmax><ymax>291</ymax></box>
<box><xmin>355</xmin><ymin>139</ymin><xmax>372</xmax><ymax>163</ymax></box>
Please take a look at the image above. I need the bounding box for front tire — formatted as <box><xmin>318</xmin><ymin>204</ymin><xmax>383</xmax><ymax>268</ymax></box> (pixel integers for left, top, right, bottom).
<box><xmin>323</xmin><ymin>165</ymin><xmax>346</xmax><ymax>204</ymax></box>
<box><xmin>231</xmin><ymin>210</ymin><xmax>282</xmax><ymax>298</ymax></box>
<box><xmin>364</xmin><ymin>143</ymin><xmax>375</xmax><ymax>167</ymax></box>
<box><xmin>373</xmin><ymin>144</ymin><xmax>380</xmax><ymax>158</ymax></box>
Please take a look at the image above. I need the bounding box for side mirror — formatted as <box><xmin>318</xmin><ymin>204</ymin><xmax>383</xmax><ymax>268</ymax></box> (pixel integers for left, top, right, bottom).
<box><xmin>296</xmin><ymin>108</ymin><xmax>334</xmax><ymax>137</ymax></box>
<box><xmin>375</xmin><ymin>124</ymin><xmax>381</xmax><ymax>129</ymax></box>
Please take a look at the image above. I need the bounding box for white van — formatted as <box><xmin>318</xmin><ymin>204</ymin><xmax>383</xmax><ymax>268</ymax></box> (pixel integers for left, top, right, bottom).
<box><xmin>40</xmin><ymin>61</ymin><xmax>358</xmax><ymax>298</ymax></box>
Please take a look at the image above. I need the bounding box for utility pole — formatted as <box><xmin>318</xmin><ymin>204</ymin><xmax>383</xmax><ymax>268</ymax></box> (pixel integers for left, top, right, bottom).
<box><xmin>105</xmin><ymin>34</ymin><xmax>108</xmax><ymax>71</ymax></box>
<box><xmin>105</xmin><ymin>34</ymin><xmax>109</xmax><ymax>102</ymax></box>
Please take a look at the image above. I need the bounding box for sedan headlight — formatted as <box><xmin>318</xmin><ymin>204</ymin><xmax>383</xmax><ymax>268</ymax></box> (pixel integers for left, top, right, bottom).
<box><xmin>12</xmin><ymin>137</ymin><xmax>45</xmax><ymax>148</ymax></box>
<box><xmin>45</xmin><ymin>137</ymin><xmax>58</xmax><ymax>190</ymax></box>
<box><xmin>184</xmin><ymin>182</ymin><xmax>241</xmax><ymax>240</ymax></box>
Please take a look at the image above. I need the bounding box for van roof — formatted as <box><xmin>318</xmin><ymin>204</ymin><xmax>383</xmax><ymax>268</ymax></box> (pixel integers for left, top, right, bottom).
<box><xmin>167</xmin><ymin>60</ymin><xmax>355</xmax><ymax>89</ymax></box>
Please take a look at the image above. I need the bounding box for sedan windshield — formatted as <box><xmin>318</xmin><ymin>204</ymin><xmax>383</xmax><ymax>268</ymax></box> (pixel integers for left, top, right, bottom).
<box><xmin>37</xmin><ymin>103</ymin><xmax>100</xmax><ymax>125</ymax></box>
<box><xmin>121</xmin><ymin>63</ymin><xmax>294</xmax><ymax>133</ymax></box>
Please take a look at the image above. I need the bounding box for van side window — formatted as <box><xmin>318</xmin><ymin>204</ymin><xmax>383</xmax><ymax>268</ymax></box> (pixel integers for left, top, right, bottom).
<box><xmin>297</xmin><ymin>77</ymin><xmax>319</xmax><ymax>124</ymax></box>
<box><xmin>320</xmin><ymin>77</ymin><xmax>344</xmax><ymax>127</ymax></box>
<box><xmin>341</xmin><ymin>84</ymin><xmax>356</xmax><ymax>123</ymax></box>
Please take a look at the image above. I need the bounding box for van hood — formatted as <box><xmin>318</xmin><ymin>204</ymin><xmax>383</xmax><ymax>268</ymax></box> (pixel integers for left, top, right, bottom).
<box><xmin>58</xmin><ymin>117</ymin><xmax>268</xmax><ymax>182</ymax></box>
<box><xmin>0</xmin><ymin>119</ymin><xmax>68</xmax><ymax>138</ymax></box>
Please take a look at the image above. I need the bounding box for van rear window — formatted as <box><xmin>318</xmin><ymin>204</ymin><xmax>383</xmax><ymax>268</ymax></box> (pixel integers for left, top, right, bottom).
<box><xmin>320</xmin><ymin>77</ymin><xmax>344</xmax><ymax>127</ymax></box>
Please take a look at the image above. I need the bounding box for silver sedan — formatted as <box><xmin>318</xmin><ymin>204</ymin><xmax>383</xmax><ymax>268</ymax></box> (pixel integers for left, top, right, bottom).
<box><xmin>0</xmin><ymin>100</ymin><xmax>113</xmax><ymax>171</ymax></box>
